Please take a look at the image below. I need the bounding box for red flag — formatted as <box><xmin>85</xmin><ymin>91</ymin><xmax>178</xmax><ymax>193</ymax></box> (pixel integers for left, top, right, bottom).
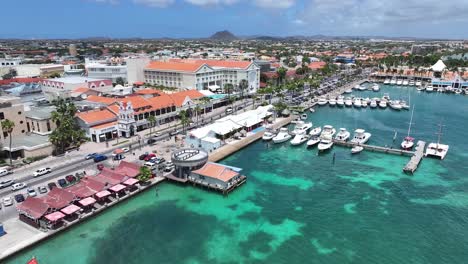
<box><xmin>27</xmin><ymin>257</ymin><xmax>38</xmax><ymax>264</ymax></box>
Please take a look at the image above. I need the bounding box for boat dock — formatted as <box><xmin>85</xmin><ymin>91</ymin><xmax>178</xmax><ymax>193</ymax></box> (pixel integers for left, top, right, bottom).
<box><xmin>333</xmin><ymin>140</ymin><xmax>415</xmax><ymax>156</ymax></box>
<box><xmin>209</xmin><ymin>116</ymin><xmax>296</xmax><ymax>162</ymax></box>
<box><xmin>403</xmin><ymin>141</ymin><xmax>426</xmax><ymax>174</ymax></box>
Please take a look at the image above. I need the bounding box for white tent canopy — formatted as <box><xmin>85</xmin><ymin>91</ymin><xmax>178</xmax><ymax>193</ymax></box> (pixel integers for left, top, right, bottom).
<box><xmin>208</xmin><ymin>85</ymin><xmax>221</xmax><ymax>92</ymax></box>
<box><xmin>431</xmin><ymin>60</ymin><xmax>446</xmax><ymax>72</ymax></box>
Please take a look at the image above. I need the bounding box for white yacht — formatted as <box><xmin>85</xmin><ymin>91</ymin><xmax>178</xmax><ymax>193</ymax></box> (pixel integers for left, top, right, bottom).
<box><xmin>409</xmin><ymin>80</ymin><xmax>415</xmax><ymax>86</ymax></box>
<box><xmin>291</xmin><ymin>121</ymin><xmax>313</xmax><ymax>135</ymax></box>
<box><xmin>372</xmin><ymin>84</ymin><xmax>380</xmax><ymax>92</ymax></box>
<box><xmin>317</xmin><ymin>97</ymin><xmax>328</xmax><ymax>106</ymax></box>
<box><xmin>382</xmin><ymin>93</ymin><xmax>390</xmax><ymax>101</ymax></box>
<box><xmin>389</xmin><ymin>100</ymin><xmax>402</xmax><ymax>110</ymax></box>
<box><xmin>417</xmin><ymin>86</ymin><xmax>425</xmax><ymax>92</ymax></box>
<box><xmin>354</xmin><ymin>84</ymin><xmax>361</xmax><ymax>90</ymax></box>
<box><xmin>390</xmin><ymin>78</ymin><xmax>397</xmax><ymax>85</ymax></box>
<box><xmin>362</xmin><ymin>100</ymin><xmax>368</xmax><ymax>108</ymax></box>
<box><xmin>455</xmin><ymin>89</ymin><xmax>463</xmax><ymax>94</ymax></box>
<box><xmin>370</xmin><ymin>100</ymin><xmax>377</xmax><ymax>108</ymax></box>
<box><xmin>318</xmin><ymin>138</ymin><xmax>334</xmax><ymax>152</ymax></box>
<box><xmin>397</xmin><ymin>79</ymin><xmax>403</xmax><ymax>85</ymax></box>
<box><xmin>379</xmin><ymin>100</ymin><xmax>387</xmax><ymax>108</ymax></box>
<box><xmin>329</xmin><ymin>98</ymin><xmax>337</xmax><ymax>107</ymax></box>
<box><xmin>344</xmin><ymin>89</ymin><xmax>353</xmax><ymax>94</ymax></box>
<box><xmin>425</xmin><ymin>123</ymin><xmax>449</xmax><ymax>160</ymax></box>
<box><xmin>415</xmin><ymin>80</ymin><xmax>422</xmax><ymax>87</ymax></box>
<box><xmin>426</xmin><ymin>85</ymin><xmax>434</xmax><ymax>92</ymax></box>
<box><xmin>320</xmin><ymin>125</ymin><xmax>336</xmax><ymax>139</ymax></box>
<box><xmin>335</xmin><ymin>128</ymin><xmax>350</xmax><ymax>141</ymax></box>
<box><xmin>344</xmin><ymin>98</ymin><xmax>353</xmax><ymax>107</ymax></box>
<box><xmin>262</xmin><ymin>129</ymin><xmax>276</xmax><ymax>141</ymax></box>
<box><xmin>400</xmin><ymin>101</ymin><xmax>410</xmax><ymax>110</ymax></box>
<box><xmin>301</xmin><ymin>113</ymin><xmax>308</xmax><ymax>120</ymax></box>
<box><xmin>402</xmin><ymin>79</ymin><xmax>409</xmax><ymax>86</ymax></box>
<box><xmin>351</xmin><ymin>146</ymin><xmax>364</xmax><ymax>154</ymax></box>
<box><xmin>350</xmin><ymin>129</ymin><xmax>371</xmax><ymax>144</ymax></box>
<box><xmin>309</xmin><ymin>126</ymin><xmax>322</xmax><ymax>137</ymax></box>
<box><xmin>290</xmin><ymin>132</ymin><xmax>309</xmax><ymax>146</ymax></box>
<box><xmin>358</xmin><ymin>85</ymin><xmax>367</xmax><ymax>91</ymax></box>
<box><xmin>272</xmin><ymin>128</ymin><xmax>292</xmax><ymax>144</ymax></box>
<box><xmin>384</xmin><ymin>78</ymin><xmax>390</xmax><ymax>84</ymax></box>
<box><xmin>401</xmin><ymin>106</ymin><xmax>415</xmax><ymax>150</ymax></box>
<box><xmin>353</xmin><ymin>98</ymin><xmax>362</xmax><ymax>108</ymax></box>
<box><xmin>306</xmin><ymin>136</ymin><xmax>321</xmax><ymax>147</ymax></box>
<box><xmin>336</xmin><ymin>97</ymin><xmax>345</xmax><ymax>107</ymax></box>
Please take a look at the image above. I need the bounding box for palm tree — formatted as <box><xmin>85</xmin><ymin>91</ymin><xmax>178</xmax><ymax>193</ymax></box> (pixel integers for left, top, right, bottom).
<box><xmin>277</xmin><ymin>67</ymin><xmax>287</xmax><ymax>85</ymax></box>
<box><xmin>179</xmin><ymin>110</ymin><xmax>190</xmax><ymax>133</ymax></box>
<box><xmin>1</xmin><ymin>119</ymin><xmax>15</xmax><ymax>165</ymax></box>
<box><xmin>147</xmin><ymin>115</ymin><xmax>156</xmax><ymax>137</ymax></box>
<box><xmin>194</xmin><ymin>105</ymin><xmax>202</xmax><ymax>126</ymax></box>
<box><xmin>200</xmin><ymin>97</ymin><xmax>212</xmax><ymax>113</ymax></box>
<box><xmin>238</xmin><ymin>79</ymin><xmax>249</xmax><ymax>101</ymax></box>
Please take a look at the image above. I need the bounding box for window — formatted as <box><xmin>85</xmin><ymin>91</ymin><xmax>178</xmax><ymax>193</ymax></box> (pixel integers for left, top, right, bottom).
<box><xmin>27</xmin><ymin>122</ymin><xmax>30</xmax><ymax>132</ymax></box>
<box><xmin>21</xmin><ymin>130</ymin><xmax>25</xmax><ymax>133</ymax></box>
<box><xmin>0</xmin><ymin>112</ymin><xmax>4</xmax><ymax>120</ymax></box>
<box><xmin>18</xmin><ymin>111</ymin><xmax>22</xmax><ymax>115</ymax></box>
<box><xmin>47</xmin><ymin>121</ymin><xmax>51</xmax><ymax>131</ymax></box>
<box><xmin>20</xmin><ymin>120</ymin><xmax>23</xmax><ymax>124</ymax></box>
<box><xmin>37</xmin><ymin>122</ymin><xmax>40</xmax><ymax>132</ymax></box>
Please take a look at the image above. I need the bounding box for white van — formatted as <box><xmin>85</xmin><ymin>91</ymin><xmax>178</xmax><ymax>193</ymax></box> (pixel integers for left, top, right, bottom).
<box><xmin>144</xmin><ymin>161</ymin><xmax>157</xmax><ymax>170</ymax></box>
<box><xmin>0</xmin><ymin>168</ymin><xmax>11</xmax><ymax>177</ymax></box>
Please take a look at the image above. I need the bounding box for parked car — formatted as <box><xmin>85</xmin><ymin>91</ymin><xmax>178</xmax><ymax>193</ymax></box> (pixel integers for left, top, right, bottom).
<box><xmin>139</xmin><ymin>153</ymin><xmax>149</xmax><ymax>160</ymax></box>
<box><xmin>33</xmin><ymin>167</ymin><xmax>52</xmax><ymax>177</ymax></box>
<box><xmin>14</xmin><ymin>194</ymin><xmax>25</xmax><ymax>203</ymax></box>
<box><xmin>153</xmin><ymin>157</ymin><xmax>166</xmax><ymax>164</ymax></box>
<box><xmin>0</xmin><ymin>167</ymin><xmax>11</xmax><ymax>177</ymax></box>
<box><xmin>65</xmin><ymin>175</ymin><xmax>76</xmax><ymax>183</ymax></box>
<box><xmin>58</xmin><ymin>178</ymin><xmax>67</xmax><ymax>187</ymax></box>
<box><xmin>38</xmin><ymin>186</ymin><xmax>48</xmax><ymax>194</ymax></box>
<box><xmin>0</xmin><ymin>179</ymin><xmax>15</xmax><ymax>189</ymax></box>
<box><xmin>113</xmin><ymin>155</ymin><xmax>125</xmax><ymax>161</ymax></box>
<box><xmin>169</xmin><ymin>130</ymin><xmax>180</xmax><ymax>136</ymax></box>
<box><xmin>11</xmin><ymin>182</ymin><xmax>27</xmax><ymax>191</ymax></box>
<box><xmin>147</xmin><ymin>138</ymin><xmax>157</xmax><ymax>145</ymax></box>
<box><xmin>144</xmin><ymin>161</ymin><xmax>157</xmax><ymax>170</ymax></box>
<box><xmin>226</xmin><ymin>107</ymin><xmax>233</xmax><ymax>114</ymax></box>
<box><xmin>85</xmin><ymin>153</ymin><xmax>99</xmax><ymax>160</ymax></box>
<box><xmin>144</xmin><ymin>153</ymin><xmax>156</xmax><ymax>161</ymax></box>
<box><xmin>154</xmin><ymin>132</ymin><xmax>162</xmax><ymax>137</ymax></box>
<box><xmin>27</xmin><ymin>188</ymin><xmax>37</xmax><ymax>197</ymax></box>
<box><xmin>93</xmin><ymin>154</ymin><xmax>108</xmax><ymax>163</ymax></box>
<box><xmin>3</xmin><ymin>196</ymin><xmax>13</xmax><ymax>206</ymax></box>
<box><xmin>121</xmin><ymin>147</ymin><xmax>130</xmax><ymax>153</ymax></box>
<box><xmin>46</xmin><ymin>182</ymin><xmax>57</xmax><ymax>191</ymax></box>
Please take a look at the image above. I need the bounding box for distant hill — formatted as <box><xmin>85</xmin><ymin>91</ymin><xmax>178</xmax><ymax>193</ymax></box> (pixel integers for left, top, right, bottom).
<box><xmin>210</xmin><ymin>30</ymin><xmax>237</xmax><ymax>40</ymax></box>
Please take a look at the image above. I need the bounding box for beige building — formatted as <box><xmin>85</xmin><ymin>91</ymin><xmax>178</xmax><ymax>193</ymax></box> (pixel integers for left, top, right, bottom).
<box><xmin>25</xmin><ymin>106</ymin><xmax>57</xmax><ymax>135</ymax></box>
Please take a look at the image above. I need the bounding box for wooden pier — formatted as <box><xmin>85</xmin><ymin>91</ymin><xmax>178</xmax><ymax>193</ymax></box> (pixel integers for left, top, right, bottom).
<box><xmin>333</xmin><ymin>140</ymin><xmax>415</xmax><ymax>156</ymax></box>
<box><xmin>403</xmin><ymin>141</ymin><xmax>426</xmax><ymax>174</ymax></box>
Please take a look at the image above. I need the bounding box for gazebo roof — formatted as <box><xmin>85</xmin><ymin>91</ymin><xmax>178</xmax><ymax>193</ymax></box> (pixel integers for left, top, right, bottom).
<box><xmin>431</xmin><ymin>60</ymin><xmax>446</xmax><ymax>72</ymax></box>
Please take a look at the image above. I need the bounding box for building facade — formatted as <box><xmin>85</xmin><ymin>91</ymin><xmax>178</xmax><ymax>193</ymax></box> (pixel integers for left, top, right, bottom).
<box><xmin>85</xmin><ymin>58</ymin><xmax>128</xmax><ymax>83</ymax></box>
<box><xmin>41</xmin><ymin>77</ymin><xmax>112</xmax><ymax>101</ymax></box>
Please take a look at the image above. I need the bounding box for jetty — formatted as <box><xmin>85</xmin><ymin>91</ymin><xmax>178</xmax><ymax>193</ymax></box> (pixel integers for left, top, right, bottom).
<box><xmin>403</xmin><ymin>141</ymin><xmax>426</xmax><ymax>174</ymax></box>
<box><xmin>333</xmin><ymin>140</ymin><xmax>415</xmax><ymax>156</ymax></box>
<box><xmin>209</xmin><ymin>116</ymin><xmax>296</xmax><ymax>162</ymax></box>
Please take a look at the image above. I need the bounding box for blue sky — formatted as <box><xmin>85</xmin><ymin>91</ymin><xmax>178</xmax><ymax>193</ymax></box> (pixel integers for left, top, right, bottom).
<box><xmin>2</xmin><ymin>0</ymin><xmax>468</xmax><ymax>39</ymax></box>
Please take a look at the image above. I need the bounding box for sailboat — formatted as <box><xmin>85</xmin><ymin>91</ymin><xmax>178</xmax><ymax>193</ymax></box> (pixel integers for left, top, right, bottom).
<box><xmin>425</xmin><ymin>122</ymin><xmax>449</xmax><ymax>159</ymax></box>
<box><xmin>401</xmin><ymin>106</ymin><xmax>415</xmax><ymax>150</ymax></box>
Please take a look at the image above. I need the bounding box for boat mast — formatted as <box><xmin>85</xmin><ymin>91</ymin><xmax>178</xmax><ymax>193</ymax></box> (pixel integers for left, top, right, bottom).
<box><xmin>407</xmin><ymin>105</ymin><xmax>415</xmax><ymax>137</ymax></box>
<box><xmin>435</xmin><ymin>122</ymin><xmax>444</xmax><ymax>147</ymax></box>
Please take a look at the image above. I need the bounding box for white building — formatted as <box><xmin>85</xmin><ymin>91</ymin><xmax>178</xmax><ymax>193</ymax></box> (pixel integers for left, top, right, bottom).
<box><xmin>41</xmin><ymin>76</ymin><xmax>113</xmax><ymax>101</ymax></box>
<box><xmin>143</xmin><ymin>59</ymin><xmax>260</xmax><ymax>93</ymax></box>
<box><xmin>0</xmin><ymin>57</ymin><xmax>23</xmax><ymax>67</ymax></box>
<box><xmin>85</xmin><ymin>58</ymin><xmax>128</xmax><ymax>83</ymax></box>
<box><xmin>126</xmin><ymin>57</ymin><xmax>151</xmax><ymax>85</ymax></box>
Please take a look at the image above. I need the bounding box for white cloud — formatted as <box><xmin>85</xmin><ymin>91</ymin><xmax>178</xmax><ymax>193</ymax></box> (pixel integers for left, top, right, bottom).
<box><xmin>254</xmin><ymin>0</ymin><xmax>295</xmax><ymax>9</ymax></box>
<box><xmin>133</xmin><ymin>0</ymin><xmax>175</xmax><ymax>7</ymax></box>
<box><xmin>184</xmin><ymin>0</ymin><xmax>238</xmax><ymax>6</ymax></box>
<box><xmin>292</xmin><ymin>19</ymin><xmax>304</xmax><ymax>25</ymax></box>
<box><xmin>91</xmin><ymin>0</ymin><xmax>119</xmax><ymax>4</ymax></box>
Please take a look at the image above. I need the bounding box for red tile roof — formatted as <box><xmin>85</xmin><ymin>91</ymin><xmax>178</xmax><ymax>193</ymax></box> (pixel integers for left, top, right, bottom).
<box><xmin>91</xmin><ymin>121</ymin><xmax>117</xmax><ymax>130</ymax></box>
<box><xmin>17</xmin><ymin>197</ymin><xmax>49</xmax><ymax>219</ymax></box>
<box><xmin>66</xmin><ymin>177</ymin><xmax>106</xmax><ymax>198</ymax></box>
<box><xmin>192</xmin><ymin>163</ymin><xmax>239</xmax><ymax>182</ymax></box>
<box><xmin>146</xmin><ymin>61</ymin><xmax>204</xmax><ymax>72</ymax></box>
<box><xmin>73</xmin><ymin>87</ymin><xmax>91</xmax><ymax>93</ymax></box>
<box><xmin>86</xmin><ymin>95</ymin><xmax>117</xmax><ymax>105</ymax></box>
<box><xmin>40</xmin><ymin>188</ymin><xmax>76</xmax><ymax>210</ymax></box>
<box><xmin>114</xmin><ymin>161</ymin><xmax>140</xmax><ymax>178</ymax></box>
<box><xmin>308</xmin><ymin>61</ymin><xmax>326</xmax><ymax>70</ymax></box>
<box><xmin>0</xmin><ymin>77</ymin><xmax>42</xmax><ymax>85</ymax></box>
<box><xmin>135</xmin><ymin>88</ymin><xmax>162</xmax><ymax>95</ymax></box>
<box><xmin>147</xmin><ymin>93</ymin><xmax>176</xmax><ymax>108</ymax></box>
<box><xmin>76</xmin><ymin>108</ymin><xmax>117</xmax><ymax>124</ymax></box>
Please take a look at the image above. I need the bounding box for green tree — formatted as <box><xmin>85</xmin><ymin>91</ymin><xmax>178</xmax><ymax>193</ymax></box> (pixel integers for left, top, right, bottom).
<box><xmin>147</xmin><ymin>115</ymin><xmax>156</xmax><ymax>137</ymax></box>
<box><xmin>239</xmin><ymin>79</ymin><xmax>249</xmax><ymax>100</ymax></box>
<box><xmin>194</xmin><ymin>105</ymin><xmax>202</xmax><ymax>126</ymax></box>
<box><xmin>1</xmin><ymin>119</ymin><xmax>15</xmax><ymax>165</ymax></box>
<box><xmin>179</xmin><ymin>110</ymin><xmax>190</xmax><ymax>133</ymax></box>
<box><xmin>200</xmin><ymin>97</ymin><xmax>212</xmax><ymax>113</ymax></box>
<box><xmin>138</xmin><ymin>166</ymin><xmax>152</xmax><ymax>182</ymax></box>
<box><xmin>277</xmin><ymin>67</ymin><xmax>287</xmax><ymax>85</ymax></box>
<box><xmin>115</xmin><ymin>77</ymin><xmax>125</xmax><ymax>86</ymax></box>
<box><xmin>49</xmin><ymin>99</ymin><xmax>87</xmax><ymax>154</ymax></box>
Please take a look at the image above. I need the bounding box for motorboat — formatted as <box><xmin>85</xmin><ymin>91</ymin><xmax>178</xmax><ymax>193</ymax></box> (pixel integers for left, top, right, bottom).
<box><xmin>390</xmin><ymin>78</ymin><xmax>397</xmax><ymax>85</ymax></box>
<box><xmin>335</xmin><ymin>128</ymin><xmax>350</xmax><ymax>141</ymax></box>
<box><xmin>389</xmin><ymin>100</ymin><xmax>402</xmax><ymax>110</ymax></box>
<box><xmin>291</xmin><ymin>121</ymin><xmax>313</xmax><ymax>135</ymax></box>
<box><xmin>350</xmin><ymin>129</ymin><xmax>371</xmax><ymax>144</ymax></box>
<box><xmin>344</xmin><ymin>89</ymin><xmax>353</xmax><ymax>94</ymax></box>
<box><xmin>301</xmin><ymin>113</ymin><xmax>308</xmax><ymax>120</ymax></box>
<box><xmin>362</xmin><ymin>100</ymin><xmax>368</xmax><ymax>108</ymax></box>
<box><xmin>378</xmin><ymin>100</ymin><xmax>387</xmax><ymax>108</ymax></box>
<box><xmin>382</xmin><ymin>93</ymin><xmax>390</xmax><ymax>101</ymax></box>
<box><xmin>409</xmin><ymin>80</ymin><xmax>415</xmax><ymax>86</ymax></box>
<box><xmin>329</xmin><ymin>98</ymin><xmax>337</xmax><ymax>107</ymax></box>
<box><xmin>384</xmin><ymin>79</ymin><xmax>390</xmax><ymax>84</ymax></box>
<box><xmin>336</xmin><ymin>97</ymin><xmax>345</xmax><ymax>107</ymax></box>
<box><xmin>290</xmin><ymin>132</ymin><xmax>309</xmax><ymax>146</ymax></box>
<box><xmin>425</xmin><ymin>123</ymin><xmax>449</xmax><ymax>159</ymax></box>
<box><xmin>262</xmin><ymin>129</ymin><xmax>277</xmax><ymax>141</ymax></box>
<box><xmin>426</xmin><ymin>85</ymin><xmax>434</xmax><ymax>92</ymax></box>
<box><xmin>400</xmin><ymin>100</ymin><xmax>410</xmax><ymax>110</ymax></box>
<box><xmin>358</xmin><ymin>85</ymin><xmax>367</xmax><ymax>91</ymax></box>
<box><xmin>344</xmin><ymin>98</ymin><xmax>353</xmax><ymax>107</ymax></box>
<box><xmin>397</xmin><ymin>79</ymin><xmax>403</xmax><ymax>85</ymax></box>
<box><xmin>353</xmin><ymin>98</ymin><xmax>362</xmax><ymax>108</ymax></box>
<box><xmin>401</xmin><ymin>136</ymin><xmax>414</xmax><ymax>150</ymax></box>
<box><xmin>351</xmin><ymin>146</ymin><xmax>364</xmax><ymax>154</ymax></box>
<box><xmin>370</xmin><ymin>100</ymin><xmax>377</xmax><ymax>108</ymax></box>
<box><xmin>403</xmin><ymin>79</ymin><xmax>409</xmax><ymax>86</ymax></box>
<box><xmin>306</xmin><ymin>136</ymin><xmax>321</xmax><ymax>147</ymax></box>
<box><xmin>317</xmin><ymin>97</ymin><xmax>328</xmax><ymax>106</ymax></box>
<box><xmin>309</xmin><ymin>107</ymin><xmax>315</xmax><ymax>113</ymax></box>
<box><xmin>372</xmin><ymin>84</ymin><xmax>380</xmax><ymax>92</ymax></box>
<box><xmin>320</xmin><ymin>125</ymin><xmax>336</xmax><ymax>139</ymax></box>
<box><xmin>353</xmin><ymin>84</ymin><xmax>361</xmax><ymax>90</ymax></box>
<box><xmin>272</xmin><ymin>128</ymin><xmax>292</xmax><ymax>143</ymax></box>
<box><xmin>415</xmin><ymin>80</ymin><xmax>422</xmax><ymax>86</ymax></box>
<box><xmin>417</xmin><ymin>86</ymin><xmax>425</xmax><ymax>92</ymax></box>
<box><xmin>317</xmin><ymin>138</ymin><xmax>334</xmax><ymax>152</ymax></box>
<box><xmin>455</xmin><ymin>89</ymin><xmax>463</xmax><ymax>95</ymax></box>
<box><xmin>309</xmin><ymin>126</ymin><xmax>322</xmax><ymax>137</ymax></box>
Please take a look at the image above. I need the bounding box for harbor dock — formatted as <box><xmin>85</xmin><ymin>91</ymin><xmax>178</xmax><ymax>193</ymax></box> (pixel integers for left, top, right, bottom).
<box><xmin>333</xmin><ymin>140</ymin><xmax>415</xmax><ymax>156</ymax></box>
<box><xmin>403</xmin><ymin>141</ymin><xmax>426</xmax><ymax>174</ymax></box>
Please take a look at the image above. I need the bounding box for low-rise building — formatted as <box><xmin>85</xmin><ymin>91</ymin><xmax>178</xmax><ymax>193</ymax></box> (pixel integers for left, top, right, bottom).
<box><xmin>41</xmin><ymin>76</ymin><xmax>113</xmax><ymax>101</ymax></box>
<box><xmin>85</xmin><ymin>58</ymin><xmax>127</xmax><ymax>83</ymax></box>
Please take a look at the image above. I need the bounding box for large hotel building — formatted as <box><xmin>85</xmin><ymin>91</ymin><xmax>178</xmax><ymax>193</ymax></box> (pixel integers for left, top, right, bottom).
<box><xmin>143</xmin><ymin>59</ymin><xmax>260</xmax><ymax>94</ymax></box>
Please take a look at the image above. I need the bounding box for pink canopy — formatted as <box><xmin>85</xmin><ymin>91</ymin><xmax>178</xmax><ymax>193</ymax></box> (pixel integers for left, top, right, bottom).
<box><xmin>61</xmin><ymin>204</ymin><xmax>81</xmax><ymax>215</ymax></box>
<box><xmin>109</xmin><ymin>184</ymin><xmax>126</xmax><ymax>192</ymax></box>
<box><xmin>79</xmin><ymin>197</ymin><xmax>97</xmax><ymax>206</ymax></box>
<box><xmin>123</xmin><ymin>178</ymin><xmax>139</xmax><ymax>186</ymax></box>
<box><xmin>44</xmin><ymin>211</ymin><xmax>65</xmax><ymax>222</ymax></box>
<box><xmin>95</xmin><ymin>190</ymin><xmax>111</xmax><ymax>198</ymax></box>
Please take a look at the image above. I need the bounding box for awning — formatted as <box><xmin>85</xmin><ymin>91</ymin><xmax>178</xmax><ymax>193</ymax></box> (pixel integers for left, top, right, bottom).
<box><xmin>95</xmin><ymin>190</ymin><xmax>111</xmax><ymax>198</ymax></box>
<box><xmin>44</xmin><ymin>211</ymin><xmax>66</xmax><ymax>222</ymax></box>
<box><xmin>109</xmin><ymin>184</ymin><xmax>126</xmax><ymax>192</ymax></box>
<box><xmin>61</xmin><ymin>204</ymin><xmax>81</xmax><ymax>215</ymax></box>
<box><xmin>123</xmin><ymin>178</ymin><xmax>139</xmax><ymax>186</ymax></box>
<box><xmin>208</xmin><ymin>85</ymin><xmax>220</xmax><ymax>91</ymax></box>
<box><xmin>79</xmin><ymin>197</ymin><xmax>97</xmax><ymax>206</ymax></box>
<box><xmin>113</xmin><ymin>148</ymin><xmax>124</xmax><ymax>155</ymax></box>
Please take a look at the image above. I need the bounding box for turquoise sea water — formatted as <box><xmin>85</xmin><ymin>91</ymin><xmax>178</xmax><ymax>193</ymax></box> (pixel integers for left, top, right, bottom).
<box><xmin>6</xmin><ymin>85</ymin><xmax>468</xmax><ymax>264</ymax></box>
